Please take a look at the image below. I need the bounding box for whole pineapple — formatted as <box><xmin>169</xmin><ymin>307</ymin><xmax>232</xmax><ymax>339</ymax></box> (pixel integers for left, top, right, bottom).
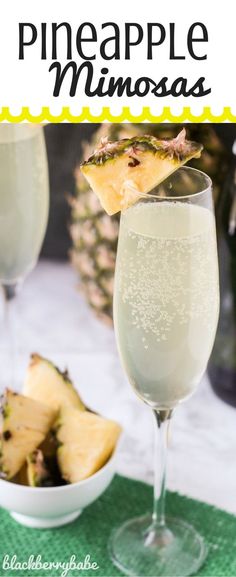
<box><xmin>70</xmin><ymin>124</ymin><xmax>229</xmax><ymax>325</ymax></box>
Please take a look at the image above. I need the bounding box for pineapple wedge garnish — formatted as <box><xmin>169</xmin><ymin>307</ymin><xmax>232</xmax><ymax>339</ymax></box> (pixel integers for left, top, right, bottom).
<box><xmin>0</xmin><ymin>389</ymin><xmax>56</xmax><ymax>480</ymax></box>
<box><xmin>23</xmin><ymin>353</ymin><xmax>85</xmax><ymax>412</ymax></box>
<box><xmin>80</xmin><ymin>129</ymin><xmax>203</xmax><ymax>215</ymax></box>
<box><xmin>55</xmin><ymin>408</ymin><xmax>121</xmax><ymax>483</ymax></box>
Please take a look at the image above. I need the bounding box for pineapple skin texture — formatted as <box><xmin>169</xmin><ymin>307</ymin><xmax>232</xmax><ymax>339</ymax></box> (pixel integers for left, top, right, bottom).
<box><xmin>23</xmin><ymin>354</ymin><xmax>85</xmax><ymax>413</ymax></box>
<box><xmin>0</xmin><ymin>390</ymin><xmax>56</xmax><ymax>480</ymax></box>
<box><xmin>56</xmin><ymin>408</ymin><xmax>121</xmax><ymax>483</ymax></box>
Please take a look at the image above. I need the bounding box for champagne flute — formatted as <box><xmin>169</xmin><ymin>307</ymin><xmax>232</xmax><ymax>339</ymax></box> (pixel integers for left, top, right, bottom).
<box><xmin>0</xmin><ymin>124</ymin><xmax>49</xmax><ymax>387</ymax></box>
<box><xmin>110</xmin><ymin>167</ymin><xmax>219</xmax><ymax>576</ymax></box>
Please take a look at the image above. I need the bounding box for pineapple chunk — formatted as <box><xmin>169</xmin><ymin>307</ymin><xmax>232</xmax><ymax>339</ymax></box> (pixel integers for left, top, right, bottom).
<box><xmin>0</xmin><ymin>389</ymin><xmax>56</xmax><ymax>480</ymax></box>
<box><xmin>14</xmin><ymin>450</ymin><xmax>64</xmax><ymax>487</ymax></box>
<box><xmin>80</xmin><ymin>129</ymin><xmax>203</xmax><ymax>215</ymax></box>
<box><xmin>55</xmin><ymin>408</ymin><xmax>121</xmax><ymax>483</ymax></box>
<box><xmin>23</xmin><ymin>353</ymin><xmax>85</xmax><ymax>412</ymax></box>
<box><xmin>26</xmin><ymin>450</ymin><xmax>54</xmax><ymax>487</ymax></box>
<box><xmin>26</xmin><ymin>449</ymin><xmax>64</xmax><ymax>487</ymax></box>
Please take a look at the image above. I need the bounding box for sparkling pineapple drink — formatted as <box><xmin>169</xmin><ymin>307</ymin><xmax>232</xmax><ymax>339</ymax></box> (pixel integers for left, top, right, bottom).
<box><xmin>0</xmin><ymin>126</ymin><xmax>49</xmax><ymax>283</ymax></box>
<box><xmin>114</xmin><ymin>201</ymin><xmax>219</xmax><ymax>409</ymax></box>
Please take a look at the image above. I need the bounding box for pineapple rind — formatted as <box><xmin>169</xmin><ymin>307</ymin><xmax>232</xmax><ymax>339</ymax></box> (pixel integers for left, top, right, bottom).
<box><xmin>81</xmin><ymin>134</ymin><xmax>202</xmax><ymax>168</ymax></box>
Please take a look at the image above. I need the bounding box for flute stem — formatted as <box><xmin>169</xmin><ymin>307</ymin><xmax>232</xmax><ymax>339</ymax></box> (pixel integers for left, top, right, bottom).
<box><xmin>2</xmin><ymin>283</ymin><xmax>19</xmax><ymax>390</ymax></box>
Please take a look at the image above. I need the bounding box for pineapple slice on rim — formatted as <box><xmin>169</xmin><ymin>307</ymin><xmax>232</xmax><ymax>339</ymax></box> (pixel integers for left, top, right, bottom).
<box><xmin>23</xmin><ymin>353</ymin><xmax>85</xmax><ymax>412</ymax></box>
<box><xmin>0</xmin><ymin>389</ymin><xmax>56</xmax><ymax>480</ymax></box>
<box><xmin>80</xmin><ymin>129</ymin><xmax>203</xmax><ymax>215</ymax></box>
<box><xmin>55</xmin><ymin>408</ymin><xmax>121</xmax><ymax>483</ymax></box>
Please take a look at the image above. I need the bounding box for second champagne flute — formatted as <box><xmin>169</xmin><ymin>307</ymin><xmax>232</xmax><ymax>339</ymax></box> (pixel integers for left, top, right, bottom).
<box><xmin>0</xmin><ymin>124</ymin><xmax>49</xmax><ymax>388</ymax></box>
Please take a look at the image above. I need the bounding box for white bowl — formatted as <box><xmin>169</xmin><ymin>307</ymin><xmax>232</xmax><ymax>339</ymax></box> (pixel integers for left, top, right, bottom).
<box><xmin>0</xmin><ymin>453</ymin><xmax>115</xmax><ymax>528</ymax></box>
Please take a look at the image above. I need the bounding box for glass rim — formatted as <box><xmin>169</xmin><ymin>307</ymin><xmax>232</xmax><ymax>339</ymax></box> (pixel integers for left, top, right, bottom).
<box><xmin>142</xmin><ymin>166</ymin><xmax>213</xmax><ymax>201</ymax></box>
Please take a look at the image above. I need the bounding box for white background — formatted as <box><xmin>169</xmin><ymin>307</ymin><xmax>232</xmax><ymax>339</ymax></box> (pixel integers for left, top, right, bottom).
<box><xmin>0</xmin><ymin>0</ymin><xmax>235</xmax><ymax>117</ymax></box>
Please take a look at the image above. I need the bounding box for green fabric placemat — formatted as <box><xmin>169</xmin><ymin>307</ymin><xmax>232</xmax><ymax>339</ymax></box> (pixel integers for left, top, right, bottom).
<box><xmin>0</xmin><ymin>474</ymin><xmax>235</xmax><ymax>577</ymax></box>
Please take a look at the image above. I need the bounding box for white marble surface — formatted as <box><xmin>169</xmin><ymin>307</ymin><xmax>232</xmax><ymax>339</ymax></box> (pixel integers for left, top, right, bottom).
<box><xmin>0</xmin><ymin>260</ymin><xmax>235</xmax><ymax>514</ymax></box>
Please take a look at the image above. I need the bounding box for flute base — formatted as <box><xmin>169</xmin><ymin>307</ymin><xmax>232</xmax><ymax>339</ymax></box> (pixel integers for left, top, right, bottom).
<box><xmin>109</xmin><ymin>514</ymin><xmax>207</xmax><ymax>576</ymax></box>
